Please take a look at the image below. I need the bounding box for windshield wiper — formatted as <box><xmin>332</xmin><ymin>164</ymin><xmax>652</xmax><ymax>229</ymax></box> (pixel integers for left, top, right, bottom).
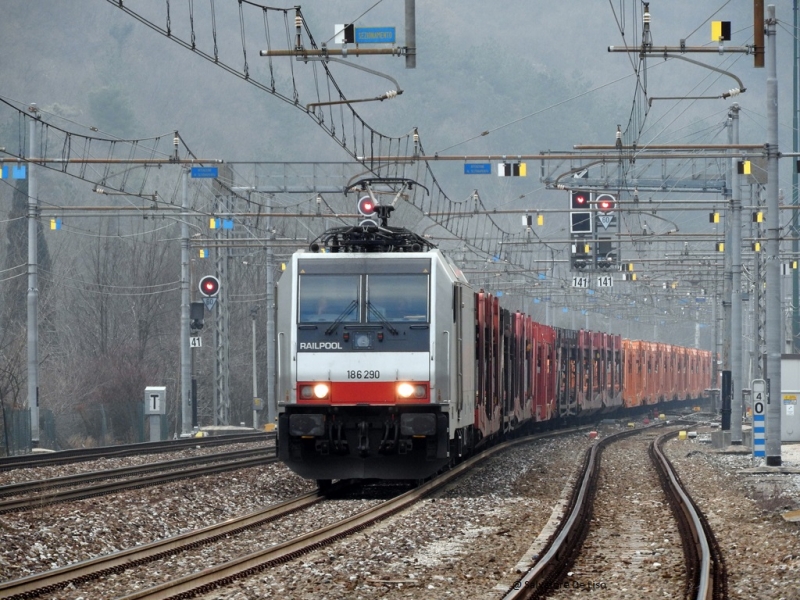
<box><xmin>324</xmin><ymin>300</ymin><xmax>358</xmax><ymax>335</ymax></box>
<box><xmin>367</xmin><ymin>302</ymin><xmax>399</xmax><ymax>335</ymax></box>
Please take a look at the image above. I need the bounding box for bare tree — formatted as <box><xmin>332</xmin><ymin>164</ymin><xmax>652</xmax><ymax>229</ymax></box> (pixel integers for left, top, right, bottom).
<box><xmin>41</xmin><ymin>214</ymin><xmax>180</xmax><ymax>443</ymax></box>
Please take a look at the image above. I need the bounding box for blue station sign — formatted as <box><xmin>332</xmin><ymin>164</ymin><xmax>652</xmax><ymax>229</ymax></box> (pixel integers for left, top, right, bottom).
<box><xmin>355</xmin><ymin>27</ymin><xmax>396</xmax><ymax>44</ymax></box>
<box><xmin>191</xmin><ymin>166</ymin><xmax>219</xmax><ymax>178</ymax></box>
<box><xmin>464</xmin><ymin>163</ymin><xmax>492</xmax><ymax>175</ymax></box>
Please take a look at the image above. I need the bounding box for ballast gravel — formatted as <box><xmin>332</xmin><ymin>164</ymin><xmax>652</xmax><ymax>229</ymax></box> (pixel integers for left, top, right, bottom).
<box><xmin>2</xmin><ymin>423</ymin><xmax>799</xmax><ymax>600</ymax></box>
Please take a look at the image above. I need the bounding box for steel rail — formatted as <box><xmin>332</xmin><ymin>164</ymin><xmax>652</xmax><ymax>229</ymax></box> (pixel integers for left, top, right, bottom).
<box><xmin>0</xmin><ymin>448</ymin><xmax>273</xmax><ymax>499</ymax></box>
<box><xmin>115</xmin><ymin>429</ymin><xmax>586</xmax><ymax>600</ymax></box>
<box><xmin>501</xmin><ymin>426</ymin><xmax>648</xmax><ymax>599</ymax></box>
<box><xmin>501</xmin><ymin>423</ymin><xmax>725</xmax><ymax>600</ymax></box>
<box><xmin>0</xmin><ymin>433</ymin><xmax>272</xmax><ymax>471</ymax></box>
<box><xmin>0</xmin><ymin>454</ymin><xmax>277</xmax><ymax>514</ymax></box>
<box><xmin>651</xmin><ymin>430</ymin><xmax>727</xmax><ymax>600</ymax></box>
<box><xmin>0</xmin><ymin>488</ymin><xmax>325</xmax><ymax>600</ymax></box>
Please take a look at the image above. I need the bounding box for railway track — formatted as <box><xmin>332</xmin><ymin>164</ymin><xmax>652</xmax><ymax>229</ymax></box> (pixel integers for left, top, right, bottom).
<box><xmin>0</xmin><ymin>448</ymin><xmax>277</xmax><ymax>513</ymax></box>
<box><xmin>502</xmin><ymin>424</ymin><xmax>726</xmax><ymax>600</ymax></box>
<box><xmin>0</xmin><ymin>486</ymin><xmax>328</xmax><ymax>600</ymax></box>
<box><xmin>116</xmin><ymin>430</ymin><xmax>587</xmax><ymax>600</ymax></box>
<box><xmin>0</xmin><ymin>432</ymin><xmax>273</xmax><ymax>471</ymax></box>
<box><xmin>0</xmin><ymin>429</ymin><xmax>580</xmax><ymax>600</ymax></box>
<box><xmin>652</xmin><ymin>429</ymin><xmax>727</xmax><ymax>600</ymax></box>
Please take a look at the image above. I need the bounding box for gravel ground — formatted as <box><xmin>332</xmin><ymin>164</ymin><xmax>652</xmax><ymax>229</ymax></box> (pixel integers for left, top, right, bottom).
<box><xmin>664</xmin><ymin>431</ymin><xmax>800</xmax><ymax>600</ymax></box>
<box><xmin>0</xmin><ymin>459</ymin><xmax>311</xmax><ymax>583</ymax></box>
<box><xmin>61</xmin><ymin>496</ymin><xmax>383</xmax><ymax>599</ymax></box>
<box><xmin>3</xmin><ymin>423</ymin><xmax>799</xmax><ymax>600</ymax></box>
<box><xmin>195</xmin><ymin>431</ymin><xmax>595</xmax><ymax>600</ymax></box>
<box><xmin>545</xmin><ymin>429</ymin><xmax>685</xmax><ymax>599</ymax></box>
<box><xmin>192</xmin><ymin>424</ymin><xmax>800</xmax><ymax>600</ymax></box>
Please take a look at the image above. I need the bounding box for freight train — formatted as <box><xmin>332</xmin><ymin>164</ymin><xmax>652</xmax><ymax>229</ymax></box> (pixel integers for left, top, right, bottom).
<box><xmin>275</xmin><ymin>204</ymin><xmax>712</xmax><ymax>484</ymax></box>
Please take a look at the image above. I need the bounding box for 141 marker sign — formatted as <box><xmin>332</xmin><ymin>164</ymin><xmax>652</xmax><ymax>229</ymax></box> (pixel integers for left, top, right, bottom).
<box><xmin>572</xmin><ymin>276</ymin><xmax>590</xmax><ymax>288</ymax></box>
<box><xmin>597</xmin><ymin>275</ymin><xmax>614</xmax><ymax>288</ymax></box>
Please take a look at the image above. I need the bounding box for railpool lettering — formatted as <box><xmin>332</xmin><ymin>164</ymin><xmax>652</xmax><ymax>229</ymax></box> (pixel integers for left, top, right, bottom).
<box><xmin>299</xmin><ymin>342</ymin><xmax>343</xmax><ymax>350</ymax></box>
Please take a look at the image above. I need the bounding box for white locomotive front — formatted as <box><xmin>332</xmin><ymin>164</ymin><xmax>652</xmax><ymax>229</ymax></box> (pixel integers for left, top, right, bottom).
<box><xmin>276</xmin><ymin>239</ymin><xmax>476</xmax><ymax>482</ymax></box>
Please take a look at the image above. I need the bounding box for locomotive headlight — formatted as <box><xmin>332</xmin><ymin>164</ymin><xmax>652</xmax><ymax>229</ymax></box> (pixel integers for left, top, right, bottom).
<box><xmin>299</xmin><ymin>384</ymin><xmax>330</xmax><ymax>399</ymax></box>
<box><xmin>397</xmin><ymin>383</ymin><xmax>415</xmax><ymax>398</ymax></box>
<box><xmin>397</xmin><ymin>383</ymin><xmax>427</xmax><ymax>399</ymax></box>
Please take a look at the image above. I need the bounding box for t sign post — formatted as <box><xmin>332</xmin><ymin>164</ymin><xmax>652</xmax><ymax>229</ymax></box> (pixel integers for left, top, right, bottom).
<box><xmin>144</xmin><ymin>386</ymin><xmax>167</xmax><ymax>442</ymax></box>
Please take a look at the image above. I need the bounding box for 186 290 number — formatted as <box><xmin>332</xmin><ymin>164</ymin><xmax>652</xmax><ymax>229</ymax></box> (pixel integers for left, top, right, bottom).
<box><xmin>347</xmin><ymin>370</ymin><xmax>380</xmax><ymax>380</ymax></box>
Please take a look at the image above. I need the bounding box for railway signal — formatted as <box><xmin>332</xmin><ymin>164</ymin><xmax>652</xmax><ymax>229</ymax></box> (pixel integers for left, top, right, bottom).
<box><xmin>190</xmin><ymin>301</ymin><xmax>205</xmax><ymax>330</ymax></box>
<box><xmin>198</xmin><ymin>275</ymin><xmax>220</xmax><ymax>297</ymax></box>
<box><xmin>357</xmin><ymin>196</ymin><xmax>379</xmax><ymax>227</ymax></box>
<box><xmin>597</xmin><ymin>238</ymin><xmax>616</xmax><ymax>270</ymax></box>
<box><xmin>596</xmin><ymin>194</ymin><xmax>616</xmax><ymax>213</ymax></box>
<box><xmin>572</xmin><ymin>241</ymin><xmax>591</xmax><ymax>271</ymax></box>
<box><xmin>595</xmin><ymin>194</ymin><xmax>617</xmax><ymax>233</ymax></box>
<box><xmin>570</xmin><ymin>190</ymin><xmax>593</xmax><ymax>237</ymax></box>
<box><xmin>199</xmin><ymin>275</ymin><xmax>220</xmax><ymax>311</ymax></box>
<box><xmin>571</xmin><ymin>191</ymin><xmax>590</xmax><ymax>209</ymax></box>
<box><xmin>357</xmin><ymin>196</ymin><xmax>377</xmax><ymax>217</ymax></box>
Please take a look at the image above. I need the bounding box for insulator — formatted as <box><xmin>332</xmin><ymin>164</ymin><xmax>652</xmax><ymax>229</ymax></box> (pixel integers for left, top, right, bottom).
<box><xmin>729</xmin><ymin>88</ymin><xmax>741</xmax><ymax>97</ymax></box>
<box><xmin>295</xmin><ymin>16</ymin><xmax>303</xmax><ymax>28</ymax></box>
<box><xmin>385</xmin><ymin>90</ymin><xmax>398</xmax><ymax>99</ymax></box>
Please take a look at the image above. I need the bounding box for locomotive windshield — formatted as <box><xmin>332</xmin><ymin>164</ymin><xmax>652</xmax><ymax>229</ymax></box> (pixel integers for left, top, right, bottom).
<box><xmin>367</xmin><ymin>274</ymin><xmax>429</xmax><ymax>322</ymax></box>
<box><xmin>298</xmin><ymin>275</ymin><xmax>360</xmax><ymax>323</ymax></box>
<box><xmin>296</xmin><ymin>258</ymin><xmax>431</xmax><ymax>324</ymax></box>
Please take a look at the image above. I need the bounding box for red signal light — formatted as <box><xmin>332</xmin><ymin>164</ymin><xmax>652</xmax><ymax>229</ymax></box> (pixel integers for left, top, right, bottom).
<box><xmin>596</xmin><ymin>194</ymin><xmax>616</xmax><ymax>213</ymax></box>
<box><xmin>358</xmin><ymin>196</ymin><xmax>376</xmax><ymax>216</ymax></box>
<box><xmin>571</xmin><ymin>191</ymin><xmax>589</xmax><ymax>209</ymax></box>
<box><xmin>198</xmin><ymin>275</ymin><xmax>220</xmax><ymax>297</ymax></box>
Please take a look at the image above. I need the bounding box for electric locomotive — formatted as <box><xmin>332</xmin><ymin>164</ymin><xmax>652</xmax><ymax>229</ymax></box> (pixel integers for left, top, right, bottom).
<box><xmin>275</xmin><ymin>204</ymin><xmax>477</xmax><ymax>481</ymax></box>
<box><xmin>275</xmin><ymin>195</ymin><xmax>714</xmax><ymax>485</ymax></box>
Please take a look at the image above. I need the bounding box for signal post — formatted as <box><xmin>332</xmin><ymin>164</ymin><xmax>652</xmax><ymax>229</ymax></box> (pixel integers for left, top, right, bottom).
<box><xmin>569</xmin><ymin>189</ymin><xmax>619</xmax><ymax>276</ymax></box>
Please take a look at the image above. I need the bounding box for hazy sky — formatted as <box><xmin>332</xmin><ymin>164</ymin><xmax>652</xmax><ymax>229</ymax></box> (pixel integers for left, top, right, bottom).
<box><xmin>1</xmin><ymin>0</ymin><xmax>792</xmax><ymax>345</ymax></box>
<box><xmin>1</xmin><ymin>1</ymin><xmax>796</xmax><ymax>230</ymax></box>
<box><xmin>1</xmin><ymin>1</ymin><xmax>793</xmax><ymax>155</ymax></box>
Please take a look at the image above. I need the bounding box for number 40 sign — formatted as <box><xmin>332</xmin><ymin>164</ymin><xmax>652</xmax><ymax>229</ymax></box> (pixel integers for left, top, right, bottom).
<box><xmin>752</xmin><ymin>379</ymin><xmax>767</xmax><ymax>415</ymax></box>
<box><xmin>752</xmin><ymin>379</ymin><xmax>766</xmax><ymax>458</ymax></box>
